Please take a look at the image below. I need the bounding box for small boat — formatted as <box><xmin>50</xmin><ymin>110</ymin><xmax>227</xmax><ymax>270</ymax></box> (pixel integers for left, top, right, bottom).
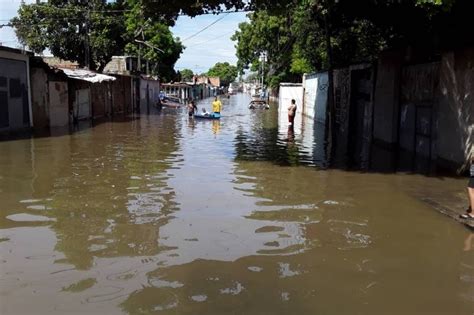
<box><xmin>249</xmin><ymin>100</ymin><xmax>269</xmax><ymax>110</ymax></box>
<box><xmin>161</xmin><ymin>100</ymin><xmax>181</xmax><ymax>108</ymax></box>
<box><xmin>194</xmin><ymin>113</ymin><xmax>221</xmax><ymax>120</ymax></box>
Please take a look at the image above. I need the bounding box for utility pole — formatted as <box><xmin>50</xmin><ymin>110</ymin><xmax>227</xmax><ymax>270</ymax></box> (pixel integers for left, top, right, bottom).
<box><xmin>84</xmin><ymin>4</ymin><xmax>90</xmax><ymax>69</ymax></box>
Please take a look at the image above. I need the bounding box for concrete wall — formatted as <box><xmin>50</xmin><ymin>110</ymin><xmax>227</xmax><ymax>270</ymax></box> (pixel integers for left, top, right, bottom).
<box><xmin>31</xmin><ymin>65</ymin><xmax>69</xmax><ymax>129</ymax></box>
<box><xmin>31</xmin><ymin>67</ymin><xmax>49</xmax><ymax>128</ymax></box>
<box><xmin>111</xmin><ymin>75</ymin><xmax>131</xmax><ymax>115</ymax></box>
<box><xmin>372</xmin><ymin>50</ymin><xmax>405</xmax><ymax>145</ymax></box>
<box><xmin>48</xmin><ymin>81</ymin><xmax>69</xmax><ymax>127</ymax></box>
<box><xmin>69</xmin><ymin>80</ymin><xmax>91</xmax><ymax>121</ymax></box>
<box><xmin>0</xmin><ymin>50</ymin><xmax>32</xmax><ymax>131</ymax></box>
<box><xmin>437</xmin><ymin>47</ymin><xmax>474</xmax><ymax>168</ymax></box>
<box><xmin>140</xmin><ymin>78</ymin><xmax>160</xmax><ymax>114</ymax></box>
<box><xmin>303</xmin><ymin>72</ymin><xmax>328</xmax><ymax>123</ymax></box>
<box><xmin>90</xmin><ymin>82</ymin><xmax>111</xmax><ymax>119</ymax></box>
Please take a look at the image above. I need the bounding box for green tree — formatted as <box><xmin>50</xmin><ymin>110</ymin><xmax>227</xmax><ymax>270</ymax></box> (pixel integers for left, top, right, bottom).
<box><xmin>12</xmin><ymin>0</ymin><xmax>126</xmax><ymax>71</ymax></box>
<box><xmin>123</xmin><ymin>2</ymin><xmax>184</xmax><ymax>81</ymax></box>
<box><xmin>207</xmin><ymin>62</ymin><xmax>238</xmax><ymax>86</ymax></box>
<box><xmin>179</xmin><ymin>69</ymin><xmax>194</xmax><ymax>82</ymax></box>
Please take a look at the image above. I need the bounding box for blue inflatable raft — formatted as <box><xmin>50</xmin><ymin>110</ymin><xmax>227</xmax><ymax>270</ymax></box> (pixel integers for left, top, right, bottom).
<box><xmin>194</xmin><ymin>113</ymin><xmax>221</xmax><ymax>119</ymax></box>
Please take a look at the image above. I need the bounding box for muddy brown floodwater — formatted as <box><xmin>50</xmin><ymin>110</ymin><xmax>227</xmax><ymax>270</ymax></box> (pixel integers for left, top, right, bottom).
<box><xmin>0</xmin><ymin>93</ymin><xmax>473</xmax><ymax>314</ymax></box>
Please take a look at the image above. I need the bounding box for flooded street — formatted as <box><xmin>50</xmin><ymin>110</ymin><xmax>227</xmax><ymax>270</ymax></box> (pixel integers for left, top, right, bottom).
<box><xmin>0</xmin><ymin>94</ymin><xmax>473</xmax><ymax>314</ymax></box>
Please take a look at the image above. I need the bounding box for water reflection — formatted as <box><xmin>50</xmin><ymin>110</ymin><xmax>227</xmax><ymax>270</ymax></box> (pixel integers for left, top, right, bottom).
<box><xmin>0</xmin><ymin>94</ymin><xmax>472</xmax><ymax>314</ymax></box>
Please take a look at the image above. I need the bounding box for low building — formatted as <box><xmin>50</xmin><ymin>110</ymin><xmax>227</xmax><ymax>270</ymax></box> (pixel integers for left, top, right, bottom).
<box><xmin>61</xmin><ymin>68</ymin><xmax>116</xmax><ymax>122</ymax></box>
<box><xmin>0</xmin><ymin>46</ymin><xmax>34</xmax><ymax>133</ymax></box>
<box><xmin>161</xmin><ymin>83</ymin><xmax>192</xmax><ymax>103</ymax></box>
<box><xmin>104</xmin><ymin>56</ymin><xmax>148</xmax><ymax>114</ymax></box>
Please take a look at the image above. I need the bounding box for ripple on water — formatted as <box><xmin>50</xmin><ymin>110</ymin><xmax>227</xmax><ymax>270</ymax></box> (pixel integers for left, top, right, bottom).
<box><xmin>19</xmin><ymin>199</ymin><xmax>43</xmax><ymax>204</ymax></box>
<box><xmin>220</xmin><ymin>282</ymin><xmax>244</xmax><ymax>295</ymax></box>
<box><xmin>149</xmin><ymin>277</ymin><xmax>184</xmax><ymax>289</ymax></box>
<box><xmin>255</xmin><ymin>226</ymin><xmax>285</xmax><ymax>233</ymax></box>
<box><xmin>6</xmin><ymin>213</ymin><xmax>55</xmax><ymax>222</ymax></box>
<box><xmin>190</xmin><ymin>295</ymin><xmax>207</xmax><ymax>302</ymax></box>
<box><xmin>26</xmin><ymin>205</ymin><xmax>49</xmax><ymax>211</ymax></box>
<box><xmin>62</xmin><ymin>278</ymin><xmax>97</xmax><ymax>293</ymax></box>
<box><xmin>278</xmin><ymin>263</ymin><xmax>301</xmax><ymax>278</ymax></box>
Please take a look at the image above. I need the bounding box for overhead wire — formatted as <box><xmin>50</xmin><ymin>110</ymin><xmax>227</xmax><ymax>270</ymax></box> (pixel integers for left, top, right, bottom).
<box><xmin>181</xmin><ymin>13</ymin><xmax>230</xmax><ymax>42</ymax></box>
<box><xmin>184</xmin><ymin>31</ymin><xmax>235</xmax><ymax>47</ymax></box>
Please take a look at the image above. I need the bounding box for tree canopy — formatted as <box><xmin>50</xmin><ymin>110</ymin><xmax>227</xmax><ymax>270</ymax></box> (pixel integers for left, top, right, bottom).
<box><xmin>12</xmin><ymin>0</ymin><xmax>184</xmax><ymax>78</ymax></box>
<box><xmin>11</xmin><ymin>0</ymin><xmax>473</xmax><ymax>79</ymax></box>
<box><xmin>123</xmin><ymin>2</ymin><xmax>184</xmax><ymax>81</ymax></box>
<box><xmin>178</xmin><ymin>69</ymin><xmax>194</xmax><ymax>82</ymax></box>
<box><xmin>12</xmin><ymin>1</ymin><xmax>126</xmax><ymax>71</ymax></box>
<box><xmin>206</xmin><ymin>62</ymin><xmax>238</xmax><ymax>86</ymax></box>
<box><xmin>230</xmin><ymin>0</ymin><xmax>473</xmax><ymax>87</ymax></box>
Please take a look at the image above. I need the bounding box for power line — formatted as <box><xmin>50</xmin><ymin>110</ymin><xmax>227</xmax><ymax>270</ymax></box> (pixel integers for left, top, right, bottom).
<box><xmin>181</xmin><ymin>13</ymin><xmax>230</xmax><ymax>42</ymax></box>
<box><xmin>185</xmin><ymin>31</ymin><xmax>235</xmax><ymax>47</ymax></box>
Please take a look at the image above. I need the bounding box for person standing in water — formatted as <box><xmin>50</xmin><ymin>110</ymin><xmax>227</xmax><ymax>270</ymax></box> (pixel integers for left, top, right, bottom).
<box><xmin>187</xmin><ymin>100</ymin><xmax>197</xmax><ymax>117</ymax></box>
<box><xmin>461</xmin><ymin>156</ymin><xmax>474</xmax><ymax>219</ymax></box>
<box><xmin>288</xmin><ymin>99</ymin><xmax>297</xmax><ymax>126</ymax></box>
<box><xmin>212</xmin><ymin>96</ymin><xmax>222</xmax><ymax>117</ymax></box>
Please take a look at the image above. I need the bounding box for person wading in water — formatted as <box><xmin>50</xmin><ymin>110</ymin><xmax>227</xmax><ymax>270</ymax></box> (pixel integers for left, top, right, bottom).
<box><xmin>188</xmin><ymin>100</ymin><xmax>197</xmax><ymax>117</ymax></box>
<box><xmin>288</xmin><ymin>99</ymin><xmax>297</xmax><ymax>126</ymax></box>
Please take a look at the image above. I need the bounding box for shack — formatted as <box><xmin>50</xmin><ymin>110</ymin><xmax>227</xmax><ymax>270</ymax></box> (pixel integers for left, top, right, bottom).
<box><xmin>0</xmin><ymin>46</ymin><xmax>33</xmax><ymax>133</ymax></box>
<box><xmin>61</xmin><ymin>68</ymin><xmax>116</xmax><ymax>122</ymax></box>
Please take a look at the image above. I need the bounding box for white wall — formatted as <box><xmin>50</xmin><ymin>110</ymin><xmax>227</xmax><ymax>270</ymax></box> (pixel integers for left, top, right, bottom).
<box><xmin>278</xmin><ymin>84</ymin><xmax>303</xmax><ymax>133</ymax></box>
<box><xmin>303</xmin><ymin>72</ymin><xmax>328</xmax><ymax>123</ymax></box>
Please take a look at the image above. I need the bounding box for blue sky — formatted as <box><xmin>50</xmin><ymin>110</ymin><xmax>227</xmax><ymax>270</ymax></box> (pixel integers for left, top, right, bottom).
<box><xmin>0</xmin><ymin>0</ymin><xmax>248</xmax><ymax>74</ymax></box>
<box><xmin>172</xmin><ymin>13</ymin><xmax>248</xmax><ymax>74</ymax></box>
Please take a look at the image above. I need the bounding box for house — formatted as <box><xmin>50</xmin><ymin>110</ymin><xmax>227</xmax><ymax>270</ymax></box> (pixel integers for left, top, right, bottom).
<box><xmin>161</xmin><ymin>82</ymin><xmax>192</xmax><ymax>103</ymax></box>
<box><xmin>33</xmin><ymin>57</ymin><xmax>116</xmax><ymax>126</ymax></box>
<box><xmin>0</xmin><ymin>46</ymin><xmax>33</xmax><ymax>133</ymax></box>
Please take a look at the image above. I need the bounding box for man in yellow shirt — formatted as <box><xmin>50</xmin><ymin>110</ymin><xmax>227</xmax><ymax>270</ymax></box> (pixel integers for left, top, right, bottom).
<box><xmin>212</xmin><ymin>97</ymin><xmax>222</xmax><ymax>116</ymax></box>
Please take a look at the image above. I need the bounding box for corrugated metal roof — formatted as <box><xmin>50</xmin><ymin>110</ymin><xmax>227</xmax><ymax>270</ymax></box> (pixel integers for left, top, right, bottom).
<box><xmin>61</xmin><ymin>68</ymin><xmax>116</xmax><ymax>83</ymax></box>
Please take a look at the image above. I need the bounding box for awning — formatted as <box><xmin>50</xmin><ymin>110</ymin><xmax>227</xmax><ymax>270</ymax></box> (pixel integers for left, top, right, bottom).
<box><xmin>61</xmin><ymin>68</ymin><xmax>116</xmax><ymax>83</ymax></box>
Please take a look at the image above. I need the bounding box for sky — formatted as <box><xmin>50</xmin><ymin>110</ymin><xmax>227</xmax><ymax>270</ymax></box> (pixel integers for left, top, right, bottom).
<box><xmin>0</xmin><ymin>0</ymin><xmax>248</xmax><ymax>74</ymax></box>
<box><xmin>172</xmin><ymin>12</ymin><xmax>248</xmax><ymax>74</ymax></box>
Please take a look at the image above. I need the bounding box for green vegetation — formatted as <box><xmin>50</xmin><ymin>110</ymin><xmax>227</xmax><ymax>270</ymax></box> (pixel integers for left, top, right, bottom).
<box><xmin>179</xmin><ymin>69</ymin><xmax>194</xmax><ymax>82</ymax></box>
<box><xmin>231</xmin><ymin>0</ymin><xmax>469</xmax><ymax>88</ymax></box>
<box><xmin>206</xmin><ymin>62</ymin><xmax>238</xmax><ymax>86</ymax></box>
<box><xmin>12</xmin><ymin>1</ymin><xmax>125</xmax><ymax>72</ymax></box>
<box><xmin>12</xmin><ymin>0</ymin><xmax>183</xmax><ymax>80</ymax></box>
<box><xmin>123</xmin><ymin>2</ymin><xmax>184</xmax><ymax>82</ymax></box>
<box><xmin>11</xmin><ymin>0</ymin><xmax>471</xmax><ymax>83</ymax></box>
